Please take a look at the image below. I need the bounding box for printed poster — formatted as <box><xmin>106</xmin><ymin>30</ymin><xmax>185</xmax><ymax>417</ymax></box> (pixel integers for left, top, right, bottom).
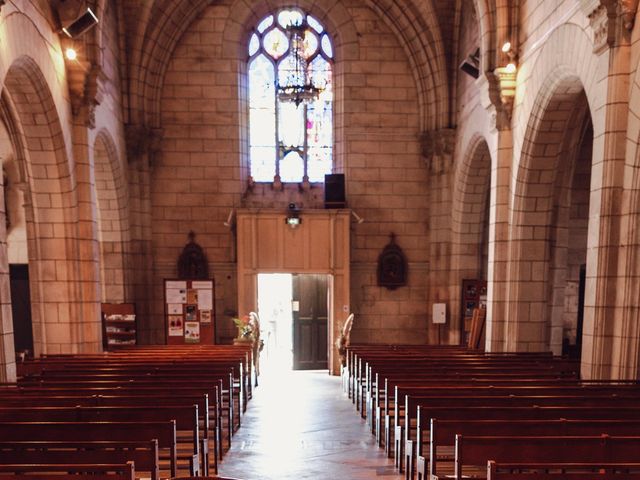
<box><xmin>166</xmin><ymin>280</ymin><xmax>187</xmax><ymax>290</ymax></box>
<box><xmin>185</xmin><ymin>321</ymin><xmax>200</xmax><ymax>343</ymax></box>
<box><xmin>168</xmin><ymin>303</ymin><xmax>183</xmax><ymax>315</ymax></box>
<box><xmin>166</xmin><ymin>288</ymin><xmax>187</xmax><ymax>304</ymax></box>
<box><xmin>187</xmin><ymin>289</ymin><xmax>198</xmax><ymax>304</ymax></box>
<box><xmin>168</xmin><ymin>315</ymin><xmax>184</xmax><ymax>337</ymax></box>
<box><xmin>185</xmin><ymin>305</ymin><xmax>197</xmax><ymax>322</ymax></box>
<box><xmin>200</xmin><ymin>310</ymin><xmax>212</xmax><ymax>324</ymax></box>
<box><xmin>192</xmin><ymin>281</ymin><xmax>213</xmax><ymax>290</ymax></box>
<box><xmin>198</xmin><ymin>289</ymin><xmax>213</xmax><ymax>311</ymax></box>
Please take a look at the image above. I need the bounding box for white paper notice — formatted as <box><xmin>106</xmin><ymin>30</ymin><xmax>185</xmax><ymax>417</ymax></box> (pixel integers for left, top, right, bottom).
<box><xmin>168</xmin><ymin>303</ymin><xmax>183</xmax><ymax>315</ymax></box>
<box><xmin>167</xmin><ymin>289</ymin><xmax>187</xmax><ymax>304</ymax></box>
<box><xmin>192</xmin><ymin>281</ymin><xmax>213</xmax><ymax>290</ymax></box>
<box><xmin>166</xmin><ymin>281</ymin><xmax>187</xmax><ymax>290</ymax></box>
<box><xmin>198</xmin><ymin>289</ymin><xmax>213</xmax><ymax>311</ymax></box>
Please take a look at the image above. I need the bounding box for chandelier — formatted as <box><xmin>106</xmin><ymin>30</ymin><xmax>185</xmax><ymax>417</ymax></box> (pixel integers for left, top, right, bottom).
<box><xmin>277</xmin><ymin>21</ymin><xmax>321</xmax><ymax>106</ymax></box>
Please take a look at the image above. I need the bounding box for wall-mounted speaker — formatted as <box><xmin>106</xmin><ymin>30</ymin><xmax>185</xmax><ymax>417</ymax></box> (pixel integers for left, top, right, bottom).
<box><xmin>324</xmin><ymin>173</ymin><xmax>346</xmax><ymax>209</ymax></box>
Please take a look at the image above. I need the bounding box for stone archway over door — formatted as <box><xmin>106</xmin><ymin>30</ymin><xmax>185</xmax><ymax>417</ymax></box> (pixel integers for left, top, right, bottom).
<box><xmin>236</xmin><ymin>209</ymin><xmax>350</xmax><ymax>375</ymax></box>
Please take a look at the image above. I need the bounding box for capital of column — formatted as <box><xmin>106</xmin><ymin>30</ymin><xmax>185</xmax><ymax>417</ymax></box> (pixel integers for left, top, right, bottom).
<box><xmin>125</xmin><ymin>124</ymin><xmax>163</xmax><ymax>165</ymax></box>
<box><xmin>420</xmin><ymin>128</ymin><xmax>456</xmax><ymax>174</ymax></box>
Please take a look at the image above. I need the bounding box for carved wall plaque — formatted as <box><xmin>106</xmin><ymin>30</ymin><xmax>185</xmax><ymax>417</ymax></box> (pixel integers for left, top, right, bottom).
<box><xmin>377</xmin><ymin>233</ymin><xmax>408</xmax><ymax>290</ymax></box>
<box><xmin>177</xmin><ymin>231</ymin><xmax>209</xmax><ymax>279</ymax></box>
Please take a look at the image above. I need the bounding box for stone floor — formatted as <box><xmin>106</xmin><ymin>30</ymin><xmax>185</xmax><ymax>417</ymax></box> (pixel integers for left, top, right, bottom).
<box><xmin>218</xmin><ymin>361</ymin><xmax>403</xmax><ymax>479</ymax></box>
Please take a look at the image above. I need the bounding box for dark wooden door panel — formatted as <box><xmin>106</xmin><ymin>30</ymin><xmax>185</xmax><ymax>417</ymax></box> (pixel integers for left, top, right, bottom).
<box><xmin>292</xmin><ymin>274</ymin><xmax>328</xmax><ymax>370</ymax></box>
<box><xmin>10</xmin><ymin>264</ymin><xmax>33</xmax><ymax>355</ymax></box>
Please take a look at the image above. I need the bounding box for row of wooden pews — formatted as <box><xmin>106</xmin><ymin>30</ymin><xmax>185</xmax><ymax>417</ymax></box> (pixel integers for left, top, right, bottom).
<box><xmin>0</xmin><ymin>345</ymin><xmax>252</xmax><ymax>480</ymax></box>
<box><xmin>343</xmin><ymin>344</ymin><xmax>640</xmax><ymax>480</ymax></box>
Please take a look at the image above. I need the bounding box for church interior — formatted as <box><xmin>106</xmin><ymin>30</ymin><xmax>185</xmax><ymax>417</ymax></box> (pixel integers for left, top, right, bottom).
<box><xmin>1</xmin><ymin>0</ymin><xmax>640</xmax><ymax>478</ymax></box>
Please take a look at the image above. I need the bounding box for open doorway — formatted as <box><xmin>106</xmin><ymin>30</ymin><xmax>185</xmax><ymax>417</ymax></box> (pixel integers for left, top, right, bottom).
<box><xmin>257</xmin><ymin>273</ymin><xmax>329</xmax><ymax>371</ymax></box>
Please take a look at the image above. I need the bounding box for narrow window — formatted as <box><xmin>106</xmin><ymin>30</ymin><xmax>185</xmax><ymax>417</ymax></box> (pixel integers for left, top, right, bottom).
<box><xmin>248</xmin><ymin>8</ymin><xmax>333</xmax><ymax>183</ymax></box>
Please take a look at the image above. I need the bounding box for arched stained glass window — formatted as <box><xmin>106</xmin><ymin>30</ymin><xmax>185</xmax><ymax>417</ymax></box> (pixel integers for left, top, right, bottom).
<box><xmin>248</xmin><ymin>8</ymin><xmax>333</xmax><ymax>183</ymax></box>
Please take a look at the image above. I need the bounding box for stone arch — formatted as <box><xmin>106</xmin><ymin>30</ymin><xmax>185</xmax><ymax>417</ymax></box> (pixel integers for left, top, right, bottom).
<box><xmin>93</xmin><ymin>129</ymin><xmax>129</xmax><ymax>303</ymax></box>
<box><xmin>364</xmin><ymin>0</ymin><xmax>449</xmax><ymax>129</ymax></box>
<box><xmin>2</xmin><ymin>55</ymin><xmax>87</xmax><ymax>356</ymax></box>
<box><xmin>449</xmin><ymin>134</ymin><xmax>492</xmax><ymax>343</ymax></box>
<box><xmin>506</xmin><ymin>69</ymin><xmax>592</xmax><ymax>353</ymax></box>
<box><xmin>511</xmin><ymin>23</ymin><xmax>605</xmax><ymax>165</ymax></box>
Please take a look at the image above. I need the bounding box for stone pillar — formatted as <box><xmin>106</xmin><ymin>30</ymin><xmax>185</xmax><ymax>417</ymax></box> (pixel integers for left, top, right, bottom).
<box><xmin>477</xmin><ymin>73</ymin><xmax>513</xmax><ymax>352</ymax></box>
<box><xmin>581</xmin><ymin>1</ymin><xmax>633</xmax><ymax>379</ymax></box>
<box><xmin>0</xmin><ymin>173</ymin><xmax>16</xmax><ymax>381</ymax></box>
<box><xmin>70</xmin><ymin>102</ymin><xmax>102</xmax><ymax>353</ymax></box>
<box><xmin>125</xmin><ymin>125</ymin><xmax>160</xmax><ymax>344</ymax></box>
<box><xmin>421</xmin><ymin>128</ymin><xmax>456</xmax><ymax>343</ymax></box>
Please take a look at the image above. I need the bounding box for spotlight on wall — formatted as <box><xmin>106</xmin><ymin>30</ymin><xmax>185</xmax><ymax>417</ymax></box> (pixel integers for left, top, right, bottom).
<box><xmin>62</xmin><ymin>7</ymin><xmax>99</xmax><ymax>38</ymax></box>
<box><xmin>65</xmin><ymin>47</ymin><xmax>78</xmax><ymax>61</ymax></box>
<box><xmin>285</xmin><ymin>203</ymin><xmax>302</xmax><ymax>228</ymax></box>
<box><xmin>351</xmin><ymin>210</ymin><xmax>365</xmax><ymax>224</ymax></box>
<box><xmin>501</xmin><ymin>42</ymin><xmax>512</xmax><ymax>54</ymax></box>
<box><xmin>223</xmin><ymin>209</ymin><xmax>235</xmax><ymax>228</ymax></box>
<box><xmin>459</xmin><ymin>48</ymin><xmax>480</xmax><ymax>79</ymax></box>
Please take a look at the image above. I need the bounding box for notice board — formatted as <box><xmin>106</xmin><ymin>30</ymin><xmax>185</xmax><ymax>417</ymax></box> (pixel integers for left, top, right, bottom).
<box><xmin>164</xmin><ymin>279</ymin><xmax>215</xmax><ymax>345</ymax></box>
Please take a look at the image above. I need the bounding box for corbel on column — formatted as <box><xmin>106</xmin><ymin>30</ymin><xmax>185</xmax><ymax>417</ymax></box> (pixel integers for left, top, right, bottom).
<box><xmin>582</xmin><ymin>0</ymin><xmax>637</xmax><ymax>54</ymax></box>
<box><xmin>125</xmin><ymin>124</ymin><xmax>164</xmax><ymax>166</ymax></box>
<box><xmin>477</xmin><ymin>72</ymin><xmax>513</xmax><ymax>132</ymax></box>
<box><xmin>420</xmin><ymin>128</ymin><xmax>456</xmax><ymax>174</ymax></box>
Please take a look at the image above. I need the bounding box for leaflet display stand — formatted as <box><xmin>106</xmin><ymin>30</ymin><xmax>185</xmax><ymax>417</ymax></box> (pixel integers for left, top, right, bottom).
<box><xmin>101</xmin><ymin>303</ymin><xmax>136</xmax><ymax>350</ymax></box>
<box><xmin>164</xmin><ymin>279</ymin><xmax>215</xmax><ymax>345</ymax></box>
<box><xmin>460</xmin><ymin>279</ymin><xmax>487</xmax><ymax>345</ymax></box>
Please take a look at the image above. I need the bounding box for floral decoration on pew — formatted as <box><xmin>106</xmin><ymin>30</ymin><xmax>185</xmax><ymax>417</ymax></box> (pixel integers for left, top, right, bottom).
<box><xmin>233</xmin><ymin>315</ymin><xmax>256</xmax><ymax>341</ymax></box>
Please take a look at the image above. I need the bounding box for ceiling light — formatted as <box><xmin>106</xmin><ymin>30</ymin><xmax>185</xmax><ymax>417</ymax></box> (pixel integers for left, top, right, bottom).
<box><xmin>501</xmin><ymin>42</ymin><xmax>512</xmax><ymax>53</ymax></box>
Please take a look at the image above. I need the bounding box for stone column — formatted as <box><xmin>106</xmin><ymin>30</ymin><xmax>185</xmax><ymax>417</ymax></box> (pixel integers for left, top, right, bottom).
<box><xmin>70</xmin><ymin>101</ymin><xmax>102</xmax><ymax>353</ymax></box>
<box><xmin>581</xmin><ymin>1</ymin><xmax>633</xmax><ymax>379</ymax></box>
<box><xmin>125</xmin><ymin>125</ymin><xmax>160</xmax><ymax>344</ymax></box>
<box><xmin>421</xmin><ymin>128</ymin><xmax>456</xmax><ymax>343</ymax></box>
<box><xmin>477</xmin><ymin>73</ymin><xmax>513</xmax><ymax>352</ymax></box>
<box><xmin>0</xmin><ymin>172</ymin><xmax>16</xmax><ymax>381</ymax></box>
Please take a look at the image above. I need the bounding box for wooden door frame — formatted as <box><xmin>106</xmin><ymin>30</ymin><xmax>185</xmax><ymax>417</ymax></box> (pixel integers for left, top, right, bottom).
<box><xmin>236</xmin><ymin>209</ymin><xmax>350</xmax><ymax>375</ymax></box>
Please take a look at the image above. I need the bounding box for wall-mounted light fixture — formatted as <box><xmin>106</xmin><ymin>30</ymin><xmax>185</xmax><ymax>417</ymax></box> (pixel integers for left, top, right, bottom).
<box><xmin>223</xmin><ymin>209</ymin><xmax>235</xmax><ymax>228</ymax></box>
<box><xmin>285</xmin><ymin>203</ymin><xmax>302</xmax><ymax>228</ymax></box>
<box><xmin>351</xmin><ymin>210</ymin><xmax>365</xmax><ymax>224</ymax></box>
<box><xmin>62</xmin><ymin>7</ymin><xmax>99</xmax><ymax>38</ymax></box>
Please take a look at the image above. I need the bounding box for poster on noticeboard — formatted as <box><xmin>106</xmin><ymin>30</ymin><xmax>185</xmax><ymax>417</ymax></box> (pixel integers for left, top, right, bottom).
<box><xmin>164</xmin><ymin>279</ymin><xmax>215</xmax><ymax>345</ymax></box>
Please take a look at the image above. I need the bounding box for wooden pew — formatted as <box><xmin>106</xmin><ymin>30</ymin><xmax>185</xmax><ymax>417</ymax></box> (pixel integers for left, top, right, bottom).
<box><xmin>0</xmin><ymin>393</ymin><xmax>217</xmax><ymax>472</ymax></box>
<box><xmin>428</xmin><ymin>419</ymin><xmax>640</xmax><ymax>480</ymax></box>
<box><xmin>398</xmin><ymin>393</ymin><xmax>640</xmax><ymax>473</ymax></box>
<box><xmin>0</xmin><ymin>441</ymin><xmax>158</xmax><ymax>480</ymax></box>
<box><xmin>0</xmin><ymin>421</ymin><xmax>181</xmax><ymax>478</ymax></box>
<box><xmin>451</xmin><ymin>435</ymin><xmax>640</xmax><ymax>480</ymax></box>
<box><xmin>0</xmin><ymin>462</ymin><xmax>135</xmax><ymax>480</ymax></box>
<box><xmin>0</xmin><ymin>405</ymin><xmax>202</xmax><ymax>476</ymax></box>
<box><xmin>414</xmin><ymin>406</ymin><xmax>640</xmax><ymax>480</ymax></box>
<box><xmin>487</xmin><ymin>461</ymin><xmax>640</xmax><ymax>479</ymax></box>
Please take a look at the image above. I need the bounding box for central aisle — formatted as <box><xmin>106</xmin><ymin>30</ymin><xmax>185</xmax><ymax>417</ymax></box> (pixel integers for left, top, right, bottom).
<box><xmin>219</xmin><ymin>365</ymin><xmax>403</xmax><ymax>479</ymax></box>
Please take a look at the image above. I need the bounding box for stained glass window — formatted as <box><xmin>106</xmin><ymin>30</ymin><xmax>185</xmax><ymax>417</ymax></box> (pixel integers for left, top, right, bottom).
<box><xmin>248</xmin><ymin>9</ymin><xmax>333</xmax><ymax>183</ymax></box>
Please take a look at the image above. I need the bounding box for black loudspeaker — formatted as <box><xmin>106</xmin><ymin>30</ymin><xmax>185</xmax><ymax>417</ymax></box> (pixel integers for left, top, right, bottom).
<box><xmin>324</xmin><ymin>174</ymin><xmax>346</xmax><ymax>208</ymax></box>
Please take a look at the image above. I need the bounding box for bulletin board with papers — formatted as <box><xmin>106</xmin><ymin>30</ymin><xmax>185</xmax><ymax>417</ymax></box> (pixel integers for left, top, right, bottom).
<box><xmin>164</xmin><ymin>278</ymin><xmax>215</xmax><ymax>345</ymax></box>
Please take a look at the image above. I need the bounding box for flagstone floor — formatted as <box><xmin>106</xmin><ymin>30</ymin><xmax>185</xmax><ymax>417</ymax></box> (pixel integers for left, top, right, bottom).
<box><xmin>218</xmin><ymin>357</ymin><xmax>402</xmax><ymax>479</ymax></box>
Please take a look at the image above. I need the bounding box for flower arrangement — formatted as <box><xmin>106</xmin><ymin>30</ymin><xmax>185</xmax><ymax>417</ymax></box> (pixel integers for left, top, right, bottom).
<box><xmin>233</xmin><ymin>315</ymin><xmax>255</xmax><ymax>340</ymax></box>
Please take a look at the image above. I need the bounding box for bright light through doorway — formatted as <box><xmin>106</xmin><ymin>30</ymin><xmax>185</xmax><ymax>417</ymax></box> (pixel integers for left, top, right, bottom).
<box><xmin>257</xmin><ymin>273</ymin><xmax>293</xmax><ymax>371</ymax></box>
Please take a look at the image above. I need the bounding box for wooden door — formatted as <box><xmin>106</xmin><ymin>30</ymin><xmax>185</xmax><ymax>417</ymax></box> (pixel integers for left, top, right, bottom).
<box><xmin>9</xmin><ymin>264</ymin><xmax>33</xmax><ymax>355</ymax></box>
<box><xmin>292</xmin><ymin>274</ymin><xmax>328</xmax><ymax>370</ymax></box>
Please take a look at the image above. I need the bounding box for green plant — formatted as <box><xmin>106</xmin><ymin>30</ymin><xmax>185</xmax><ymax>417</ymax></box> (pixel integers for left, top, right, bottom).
<box><xmin>233</xmin><ymin>315</ymin><xmax>254</xmax><ymax>339</ymax></box>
